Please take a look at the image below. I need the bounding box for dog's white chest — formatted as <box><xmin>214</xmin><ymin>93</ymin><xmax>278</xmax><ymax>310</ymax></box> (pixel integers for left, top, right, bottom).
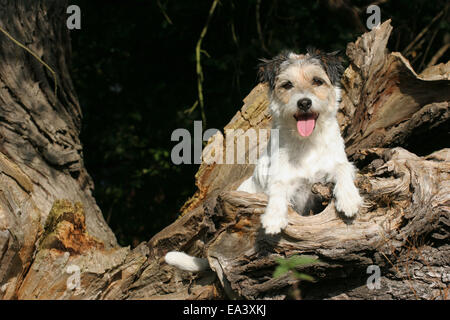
<box><xmin>275</xmin><ymin>143</ymin><xmax>334</xmax><ymax>185</ymax></box>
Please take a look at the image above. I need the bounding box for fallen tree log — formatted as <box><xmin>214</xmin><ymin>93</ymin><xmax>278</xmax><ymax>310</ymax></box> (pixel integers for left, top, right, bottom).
<box><xmin>146</xmin><ymin>20</ymin><xmax>450</xmax><ymax>300</ymax></box>
<box><xmin>340</xmin><ymin>22</ymin><xmax>450</xmax><ymax>158</ymax></box>
<box><xmin>0</xmin><ymin>2</ymin><xmax>448</xmax><ymax>300</ymax></box>
<box><xmin>205</xmin><ymin>147</ymin><xmax>450</xmax><ymax>299</ymax></box>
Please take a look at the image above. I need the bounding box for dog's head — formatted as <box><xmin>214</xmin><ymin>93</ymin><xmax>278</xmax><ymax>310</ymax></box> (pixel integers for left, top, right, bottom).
<box><xmin>258</xmin><ymin>49</ymin><xmax>344</xmax><ymax>137</ymax></box>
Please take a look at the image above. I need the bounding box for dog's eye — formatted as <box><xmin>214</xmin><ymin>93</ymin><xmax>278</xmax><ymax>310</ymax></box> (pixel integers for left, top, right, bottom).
<box><xmin>281</xmin><ymin>81</ymin><xmax>293</xmax><ymax>90</ymax></box>
<box><xmin>313</xmin><ymin>77</ymin><xmax>324</xmax><ymax>86</ymax></box>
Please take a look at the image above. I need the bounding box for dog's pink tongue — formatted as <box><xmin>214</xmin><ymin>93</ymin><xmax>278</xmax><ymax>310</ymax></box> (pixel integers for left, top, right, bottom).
<box><xmin>296</xmin><ymin>115</ymin><xmax>316</xmax><ymax>137</ymax></box>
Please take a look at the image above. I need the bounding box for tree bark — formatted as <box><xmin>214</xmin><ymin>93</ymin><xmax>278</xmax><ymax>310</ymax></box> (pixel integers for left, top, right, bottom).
<box><xmin>0</xmin><ymin>0</ymin><xmax>117</xmax><ymax>299</ymax></box>
<box><xmin>0</xmin><ymin>3</ymin><xmax>448</xmax><ymax>301</ymax></box>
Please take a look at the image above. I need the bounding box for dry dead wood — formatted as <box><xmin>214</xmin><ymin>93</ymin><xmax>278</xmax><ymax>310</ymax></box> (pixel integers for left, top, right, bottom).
<box><xmin>0</xmin><ymin>3</ymin><xmax>448</xmax><ymax>300</ymax></box>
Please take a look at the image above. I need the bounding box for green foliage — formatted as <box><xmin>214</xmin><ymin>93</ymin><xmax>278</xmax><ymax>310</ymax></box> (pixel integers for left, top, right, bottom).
<box><xmin>273</xmin><ymin>255</ymin><xmax>319</xmax><ymax>281</ymax></box>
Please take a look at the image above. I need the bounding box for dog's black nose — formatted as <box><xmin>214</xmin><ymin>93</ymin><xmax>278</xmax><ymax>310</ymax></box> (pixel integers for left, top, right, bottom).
<box><xmin>297</xmin><ymin>98</ymin><xmax>312</xmax><ymax>111</ymax></box>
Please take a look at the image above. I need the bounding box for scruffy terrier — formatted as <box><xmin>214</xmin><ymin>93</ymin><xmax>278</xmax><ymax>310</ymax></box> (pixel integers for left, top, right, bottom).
<box><xmin>165</xmin><ymin>49</ymin><xmax>363</xmax><ymax>271</ymax></box>
<box><xmin>238</xmin><ymin>48</ymin><xmax>363</xmax><ymax>234</ymax></box>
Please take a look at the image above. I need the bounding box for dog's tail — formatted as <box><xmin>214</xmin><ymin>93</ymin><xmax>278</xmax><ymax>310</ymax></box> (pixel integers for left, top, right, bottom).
<box><xmin>164</xmin><ymin>251</ymin><xmax>210</xmax><ymax>272</ymax></box>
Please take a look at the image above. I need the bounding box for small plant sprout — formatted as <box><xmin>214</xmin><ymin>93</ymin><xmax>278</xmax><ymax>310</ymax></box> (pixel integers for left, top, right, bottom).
<box><xmin>273</xmin><ymin>255</ymin><xmax>319</xmax><ymax>281</ymax></box>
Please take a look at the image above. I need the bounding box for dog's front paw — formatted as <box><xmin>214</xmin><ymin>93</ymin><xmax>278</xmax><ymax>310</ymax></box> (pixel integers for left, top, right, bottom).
<box><xmin>260</xmin><ymin>204</ymin><xmax>288</xmax><ymax>234</ymax></box>
<box><xmin>335</xmin><ymin>191</ymin><xmax>363</xmax><ymax>218</ymax></box>
<box><xmin>261</xmin><ymin>213</ymin><xmax>288</xmax><ymax>234</ymax></box>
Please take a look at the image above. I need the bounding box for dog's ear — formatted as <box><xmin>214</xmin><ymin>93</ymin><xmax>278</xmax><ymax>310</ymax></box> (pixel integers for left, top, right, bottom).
<box><xmin>307</xmin><ymin>47</ymin><xmax>344</xmax><ymax>86</ymax></box>
<box><xmin>257</xmin><ymin>51</ymin><xmax>290</xmax><ymax>90</ymax></box>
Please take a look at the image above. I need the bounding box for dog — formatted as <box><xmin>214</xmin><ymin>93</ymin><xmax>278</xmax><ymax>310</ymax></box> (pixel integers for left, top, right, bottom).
<box><xmin>165</xmin><ymin>49</ymin><xmax>363</xmax><ymax>272</ymax></box>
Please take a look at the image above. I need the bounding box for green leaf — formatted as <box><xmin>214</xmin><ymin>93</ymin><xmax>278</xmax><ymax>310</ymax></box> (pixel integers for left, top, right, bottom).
<box><xmin>273</xmin><ymin>255</ymin><xmax>319</xmax><ymax>281</ymax></box>
<box><xmin>288</xmin><ymin>255</ymin><xmax>319</xmax><ymax>267</ymax></box>
<box><xmin>273</xmin><ymin>265</ymin><xmax>289</xmax><ymax>278</ymax></box>
<box><xmin>292</xmin><ymin>271</ymin><xmax>315</xmax><ymax>282</ymax></box>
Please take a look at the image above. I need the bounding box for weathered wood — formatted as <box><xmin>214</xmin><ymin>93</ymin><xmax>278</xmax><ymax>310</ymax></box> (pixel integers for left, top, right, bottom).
<box><xmin>0</xmin><ymin>0</ymin><xmax>117</xmax><ymax>299</ymax></box>
<box><xmin>205</xmin><ymin>147</ymin><xmax>449</xmax><ymax>299</ymax></box>
<box><xmin>340</xmin><ymin>21</ymin><xmax>450</xmax><ymax>158</ymax></box>
<box><xmin>149</xmin><ymin>20</ymin><xmax>450</xmax><ymax>300</ymax></box>
<box><xmin>0</xmin><ymin>3</ymin><xmax>448</xmax><ymax>301</ymax></box>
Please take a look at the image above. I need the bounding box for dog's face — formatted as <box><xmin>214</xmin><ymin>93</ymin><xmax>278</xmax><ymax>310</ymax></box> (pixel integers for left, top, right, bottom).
<box><xmin>258</xmin><ymin>49</ymin><xmax>344</xmax><ymax>137</ymax></box>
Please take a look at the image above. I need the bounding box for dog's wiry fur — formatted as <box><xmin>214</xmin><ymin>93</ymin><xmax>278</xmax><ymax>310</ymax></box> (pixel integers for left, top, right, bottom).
<box><xmin>165</xmin><ymin>49</ymin><xmax>362</xmax><ymax>271</ymax></box>
<box><xmin>238</xmin><ymin>49</ymin><xmax>362</xmax><ymax>234</ymax></box>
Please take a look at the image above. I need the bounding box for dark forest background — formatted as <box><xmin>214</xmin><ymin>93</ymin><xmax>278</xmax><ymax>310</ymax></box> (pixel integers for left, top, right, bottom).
<box><xmin>69</xmin><ymin>0</ymin><xmax>449</xmax><ymax>247</ymax></box>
